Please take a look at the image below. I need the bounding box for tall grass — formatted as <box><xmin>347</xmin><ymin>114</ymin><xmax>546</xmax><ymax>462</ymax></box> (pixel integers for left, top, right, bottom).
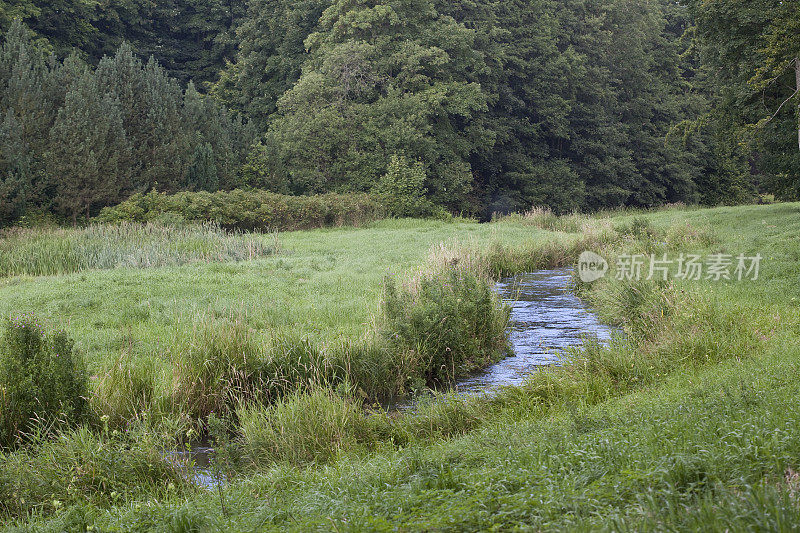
<box><xmin>0</xmin><ymin>222</ymin><xmax>279</xmax><ymax>277</ymax></box>
<box><xmin>0</xmin><ymin>421</ymin><xmax>189</xmax><ymax>519</ymax></box>
<box><xmin>168</xmin><ymin>314</ymin><xmax>266</xmax><ymax>421</ymax></box>
<box><xmin>84</xmin><ymin>214</ymin><xmax>718</xmax><ymax>430</ymax></box>
<box><xmin>382</xmin><ymin>269</ymin><xmax>511</xmax><ymax>388</ymax></box>
<box><xmin>215</xmin><ymin>214</ymin><xmax>740</xmax><ymax>473</ymax></box>
<box><xmin>238</xmin><ymin>388</ymin><xmax>363</xmax><ymax>466</ymax></box>
<box><xmin>93</xmin><ymin>350</ymin><xmax>164</xmax><ymax>428</ymax></box>
<box><xmin>493</xmin><ymin>206</ymin><xmax>596</xmax><ymax>233</ymax></box>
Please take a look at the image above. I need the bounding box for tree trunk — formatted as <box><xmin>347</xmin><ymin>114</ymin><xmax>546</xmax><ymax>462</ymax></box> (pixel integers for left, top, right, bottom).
<box><xmin>796</xmin><ymin>57</ymin><xmax>800</xmax><ymax>151</ymax></box>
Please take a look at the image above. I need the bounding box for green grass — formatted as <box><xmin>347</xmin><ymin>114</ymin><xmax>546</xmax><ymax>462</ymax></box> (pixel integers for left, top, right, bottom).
<box><xmin>50</xmin><ymin>340</ymin><xmax>800</xmax><ymax>532</ymax></box>
<box><xmin>0</xmin><ymin>220</ymin><xmax>509</xmax><ymax>365</ymax></box>
<box><xmin>2</xmin><ymin>203</ymin><xmax>800</xmax><ymax>530</ymax></box>
<box><xmin>0</xmin><ymin>218</ymin><xmax>595</xmax><ymax>417</ymax></box>
<box><xmin>0</xmin><ymin>222</ymin><xmax>279</xmax><ymax>277</ymax></box>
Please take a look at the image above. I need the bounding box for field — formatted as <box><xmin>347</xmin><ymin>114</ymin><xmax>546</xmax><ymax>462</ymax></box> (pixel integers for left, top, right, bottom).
<box><xmin>2</xmin><ymin>202</ymin><xmax>800</xmax><ymax>531</ymax></box>
<box><xmin>0</xmin><ymin>219</ymin><xmax>543</xmax><ymax>365</ymax></box>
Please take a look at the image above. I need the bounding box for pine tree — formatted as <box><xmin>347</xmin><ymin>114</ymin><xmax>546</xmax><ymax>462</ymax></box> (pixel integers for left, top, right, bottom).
<box><xmin>95</xmin><ymin>45</ymin><xmax>189</xmax><ymax>193</ymax></box>
<box><xmin>47</xmin><ymin>70</ymin><xmax>131</xmax><ymax>223</ymax></box>
<box><xmin>183</xmin><ymin>81</ymin><xmax>256</xmax><ymax>189</ymax></box>
<box><xmin>0</xmin><ymin>20</ymin><xmax>63</xmax><ymax>223</ymax></box>
<box><xmin>186</xmin><ymin>141</ymin><xmax>219</xmax><ymax>192</ymax></box>
<box><xmin>0</xmin><ymin>109</ymin><xmax>30</xmax><ymax>223</ymax></box>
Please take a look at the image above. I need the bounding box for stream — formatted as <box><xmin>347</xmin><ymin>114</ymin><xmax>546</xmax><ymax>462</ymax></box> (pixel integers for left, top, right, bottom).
<box><xmin>174</xmin><ymin>268</ymin><xmax>614</xmax><ymax>487</ymax></box>
<box><xmin>455</xmin><ymin>268</ymin><xmax>614</xmax><ymax>393</ymax></box>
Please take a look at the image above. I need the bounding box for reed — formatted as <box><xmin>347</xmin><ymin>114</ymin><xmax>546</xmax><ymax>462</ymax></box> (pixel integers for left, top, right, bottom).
<box><xmin>0</xmin><ymin>222</ymin><xmax>279</xmax><ymax>277</ymax></box>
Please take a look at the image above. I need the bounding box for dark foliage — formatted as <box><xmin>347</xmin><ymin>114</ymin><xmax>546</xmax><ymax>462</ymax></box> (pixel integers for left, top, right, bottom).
<box><xmin>2</xmin><ymin>0</ymin><xmax>792</xmax><ymax>225</ymax></box>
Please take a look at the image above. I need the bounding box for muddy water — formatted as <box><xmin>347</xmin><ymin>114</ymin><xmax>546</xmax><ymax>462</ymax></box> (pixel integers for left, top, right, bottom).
<box><xmin>455</xmin><ymin>268</ymin><xmax>614</xmax><ymax>394</ymax></box>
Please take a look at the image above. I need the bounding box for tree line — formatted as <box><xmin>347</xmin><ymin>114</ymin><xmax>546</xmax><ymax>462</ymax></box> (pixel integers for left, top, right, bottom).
<box><xmin>0</xmin><ymin>22</ymin><xmax>255</xmax><ymax>225</ymax></box>
<box><xmin>0</xmin><ymin>0</ymin><xmax>797</xmax><ymax>226</ymax></box>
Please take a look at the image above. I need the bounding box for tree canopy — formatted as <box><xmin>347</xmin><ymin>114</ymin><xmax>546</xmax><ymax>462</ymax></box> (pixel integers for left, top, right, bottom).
<box><xmin>0</xmin><ymin>0</ymin><xmax>797</xmax><ymax>226</ymax></box>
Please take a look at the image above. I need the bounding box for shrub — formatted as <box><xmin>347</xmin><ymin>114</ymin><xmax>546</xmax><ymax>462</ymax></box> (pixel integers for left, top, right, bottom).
<box><xmin>382</xmin><ymin>269</ymin><xmax>510</xmax><ymax>388</ymax></box>
<box><xmin>374</xmin><ymin>155</ymin><xmax>437</xmax><ymax>218</ymax></box>
<box><xmin>96</xmin><ymin>189</ymin><xmax>387</xmax><ymax>232</ymax></box>
<box><xmin>0</xmin><ymin>316</ymin><xmax>88</xmax><ymax>447</ymax></box>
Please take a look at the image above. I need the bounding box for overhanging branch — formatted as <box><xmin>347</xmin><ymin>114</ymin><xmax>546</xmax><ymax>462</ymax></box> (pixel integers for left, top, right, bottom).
<box><xmin>762</xmin><ymin>86</ymin><xmax>800</xmax><ymax>125</ymax></box>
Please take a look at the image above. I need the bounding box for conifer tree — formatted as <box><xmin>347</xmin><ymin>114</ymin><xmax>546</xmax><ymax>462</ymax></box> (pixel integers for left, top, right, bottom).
<box><xmin>0</xmin><ymin>20</ymin><xmax>61</xmax><ymax>221</ymax></box>
<box><xmin>186</xmin><ymin>141</ymin><xmax>219</xmax><ymax>192</ymax></box>
<box><xmin>47</xmin><ymin>70</ymin><xmax>131</xmax><ymax>223</ymax></box>
<box><xmin>183</xmin><ymin>81</ymin><xmax>256</xmax><ymax>189</ymax></box>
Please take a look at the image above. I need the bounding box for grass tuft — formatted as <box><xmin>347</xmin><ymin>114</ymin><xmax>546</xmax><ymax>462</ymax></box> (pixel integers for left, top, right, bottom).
<box><xmin>238</xmin><ymin>388</ymin><xmax>362</xmax><ymax>467</ymax></box>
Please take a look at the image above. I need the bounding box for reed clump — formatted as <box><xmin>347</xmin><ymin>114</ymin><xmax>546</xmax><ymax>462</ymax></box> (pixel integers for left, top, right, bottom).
<box><xmin>168</xmin><ymin>314</ymin><xmax>266</xmax><ymax>420</ymax></box>
<box><xmin>0</xmin><ymin>222</ymin><xmax>279</xmax><ymax>278</ymax></box>
<box><xmin>237</xmin><ymin>387</ymin><xmax>363</xmax><ymax>466</ymax></box>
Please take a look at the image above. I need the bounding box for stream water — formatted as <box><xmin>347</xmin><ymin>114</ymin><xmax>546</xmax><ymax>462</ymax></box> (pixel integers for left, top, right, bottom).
<box><xmin>455</xmin><ymin>268</ymin><xmax>614</xmax><ymax>394</ymax></box>
<box><xmin>167</xmin><ymin>444</ymin><xmax>219</xmax><ymax>488</ymax></box>
<box><xmin>174</xmin><ymin>268</ymin><xmax>613</xmax><ymax>487</ymax></box>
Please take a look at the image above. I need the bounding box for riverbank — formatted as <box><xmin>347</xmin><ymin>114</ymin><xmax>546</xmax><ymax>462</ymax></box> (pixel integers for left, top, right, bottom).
<box><xmin>2</xmin><ymin>202</ymin><xmax>800</xmax><ymax>530</ymax></box>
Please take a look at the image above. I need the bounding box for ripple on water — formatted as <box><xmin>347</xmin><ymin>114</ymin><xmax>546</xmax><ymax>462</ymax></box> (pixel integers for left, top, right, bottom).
<box><xmin>456</xmin><ymin>268</ymin><xmax>614</xmax><ymax>394</ymax></box>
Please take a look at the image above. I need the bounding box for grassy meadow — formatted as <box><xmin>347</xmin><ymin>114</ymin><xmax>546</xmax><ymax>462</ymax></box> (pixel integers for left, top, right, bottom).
<box><xmin>2</xmin><ymin>202</ymin><xmax>800</xmax><ymax>530</ymax></box>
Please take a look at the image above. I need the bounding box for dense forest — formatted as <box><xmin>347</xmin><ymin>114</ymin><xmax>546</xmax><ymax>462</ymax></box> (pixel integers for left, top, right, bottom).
<box><xmin>0</xmin><ymin>0</ymin><xmax>798</xmax><ymax>225</ymax></box>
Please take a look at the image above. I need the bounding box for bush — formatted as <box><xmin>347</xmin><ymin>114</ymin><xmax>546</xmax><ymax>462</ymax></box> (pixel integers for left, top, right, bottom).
<box><xmin>0</xmin><ymin>316</ymin><xmax>88</xmax><ymax>447</ymax></box>
<box><xmin>382</xmin><ymin>270</ymin><xmax>510</xmax><ymax>388</ymax></box>
<box><xmin>374</xmin><ymin>155</ymin><xmax>437</xmax><ymax>218</ymax></box>
<box><xmin>97</xmin><ymin>189</ymin><xmax>387</xmax><ymax>232</ymax></box>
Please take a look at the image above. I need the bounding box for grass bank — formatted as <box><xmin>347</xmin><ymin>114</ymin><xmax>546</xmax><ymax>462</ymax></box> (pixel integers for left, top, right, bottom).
<box><xmin>1</xmin><ymin>202</ymin><xmax>799</xmax><ymax>529</ymax></box>
<box><xmin>0</xmin><ymin>215</ymin><xmax>623</xmax><ymax>421</ymax></box>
